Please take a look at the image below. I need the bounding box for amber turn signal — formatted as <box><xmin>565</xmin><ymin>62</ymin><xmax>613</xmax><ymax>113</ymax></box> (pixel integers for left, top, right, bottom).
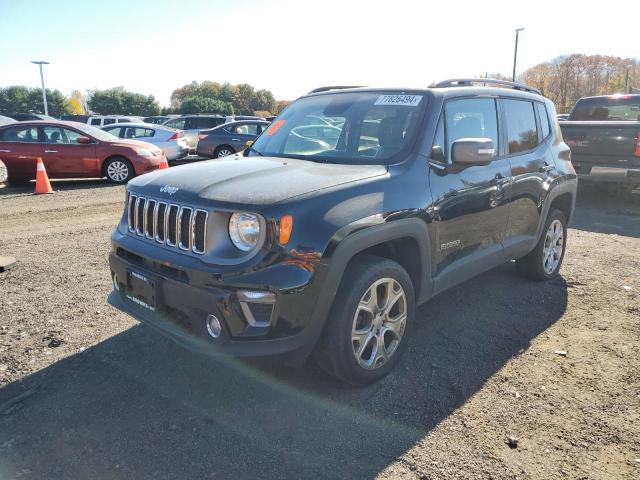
<box><xmin>279</xmin><ymin>215</ymin><xmax>293</xmax><ymax>245</ymax></box>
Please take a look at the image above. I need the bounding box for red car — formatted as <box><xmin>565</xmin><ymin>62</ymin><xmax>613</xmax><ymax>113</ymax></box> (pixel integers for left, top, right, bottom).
<box><xmin>0</xmin><ymin>121</ymin><xmax>165</xmax><ymax>185</ymax></box>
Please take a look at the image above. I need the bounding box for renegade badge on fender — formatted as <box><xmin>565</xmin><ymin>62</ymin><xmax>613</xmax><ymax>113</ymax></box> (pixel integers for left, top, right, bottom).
<box><xmin>108</xmin><ymin>79</ymin><xmax>577</xmax><ymax>384</ymax></box>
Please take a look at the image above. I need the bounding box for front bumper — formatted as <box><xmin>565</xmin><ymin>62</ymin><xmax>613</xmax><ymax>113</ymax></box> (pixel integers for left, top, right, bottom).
<box><xmin>107</xmin><ymin>238</ymin><xmax>327</xmax><ymax>358</ymax></box>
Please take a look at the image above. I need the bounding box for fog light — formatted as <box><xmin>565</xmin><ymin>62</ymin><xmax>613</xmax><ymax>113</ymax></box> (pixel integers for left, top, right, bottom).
<box><xmin>113</xmin><ymin>273</ymin><xmax>120</xmax><ymax>291</ymax></box>
<box><xmin>206</xmin><ymin>314</ymin><xmax>222</xmax><ymax>338</ymax></box>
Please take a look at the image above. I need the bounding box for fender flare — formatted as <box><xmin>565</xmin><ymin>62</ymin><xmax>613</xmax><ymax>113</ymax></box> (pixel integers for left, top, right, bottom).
<box><xmin>307</xmin><ymin>217</ymin><xmax>433</xmax><ymax>337</ymax></box>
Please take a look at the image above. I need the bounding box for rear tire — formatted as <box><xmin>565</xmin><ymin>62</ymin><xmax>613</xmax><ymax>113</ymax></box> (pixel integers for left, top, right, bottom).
<box><xmin>314</xmin><ymin>255</ymin><xmax>415</xmax><ymax>385</ymax></box>
<box><xmin>214</xmin><ymin>145</ymin><xmax>235</xmax><ymax>158</ymax></box>
<box><xmin>516</xmin><ymin>208</ymin><xmax>567</xmax><ymax>280</ymax></box>
<box><xmin>103</xmin><ymin>157</ymin><xmax>134</xmax><ymax>184</ymax></box>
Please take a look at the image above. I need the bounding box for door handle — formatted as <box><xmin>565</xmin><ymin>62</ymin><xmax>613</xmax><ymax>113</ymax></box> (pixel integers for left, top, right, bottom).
<box><xmin>44</xmin><ymin>150</ymin><xmax>58</xmax><ymax>153</ymax></box>
<box><xmin>0</xmin><ymin>149</ymin><xmax>11</xmax><ymax>153</ymax></box>
<box><xmin>231</xmin><ymin>138</ymin><xmax>241</xmax><ymax>141</ymax></box>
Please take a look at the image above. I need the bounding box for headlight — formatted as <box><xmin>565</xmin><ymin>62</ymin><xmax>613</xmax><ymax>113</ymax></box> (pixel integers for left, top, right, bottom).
<box><xmin>135</xmin><ymin>148</ymin><xmax>153</xmax><ymax>157</ymax></box>
<box><xmin>228</xmin><ymin>212</ymin><xmax>260</xmax><ymax>252</ymax></box>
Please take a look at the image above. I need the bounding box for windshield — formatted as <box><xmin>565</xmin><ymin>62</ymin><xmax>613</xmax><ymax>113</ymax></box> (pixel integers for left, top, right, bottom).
<box><xmin>71</xmin><ymin>123</ymin><xmax>119</xmax><ymax>141</ymax></box>
<box><xmin>247</xmin><ymin>91</ymin><xmax>426</xmax><ymax>164</ymax></box>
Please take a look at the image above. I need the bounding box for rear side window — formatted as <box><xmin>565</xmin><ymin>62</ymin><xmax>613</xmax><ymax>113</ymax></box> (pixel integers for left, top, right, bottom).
<box><xmin>536</xmin><ymin>103</ymin><xmax>551</xmax><ymax>138</ymax></box>
<box><xmin>90</xmin><ymin>118</ymin><xmax>102</xmax><ymax>126</ymax></box>
<box><xmin>165</xmin><ymin>118</ymin><xmax>186</xmax><ymax>130</ymax></box>
<box><xmin>445</xmin><ymin>98</ymin><xmax>499</xmax><ymax>160</ymax></box>
<box><xmin>103</xmin><ymin>118</ymin><xmax>116</xmax><ymax>126</ymax></box>
<box><xmin>123</xmin><ymin>127</ymin><xmax>154</xmax><ymax>139</ymax></box>
<box><xmin>0</xmin><ymin>125</ymin><xmax>39</xmax><ymax>142</ymax></box>
<box><xmin>503</xmin><ymin>99</ymin><xmax>538</xmax><ymax>154</ymax></box>
<box><xmin>103</xmin><ymin>127</ymin><xmax>122</xmax><ymax>137</ymax></box>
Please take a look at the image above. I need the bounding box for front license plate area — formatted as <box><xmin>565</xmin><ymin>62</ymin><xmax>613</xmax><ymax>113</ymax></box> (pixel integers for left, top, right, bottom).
<box><xmin>126</xmin><ymin>270</ymin><xmax>157</xmax><ymax>311</ymax></box>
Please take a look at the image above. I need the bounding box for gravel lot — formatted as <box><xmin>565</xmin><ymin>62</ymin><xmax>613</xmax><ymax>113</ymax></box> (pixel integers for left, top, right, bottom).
<box><xmin>0</xmin><ymin>179</ymin><xmax>639</xmax><ymax>479</ymax></box>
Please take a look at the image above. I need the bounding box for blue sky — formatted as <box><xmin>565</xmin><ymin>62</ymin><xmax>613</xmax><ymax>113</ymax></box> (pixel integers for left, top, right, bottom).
<box><xmin>1</xmin><ymin>0</ymin><xmax>638</xmax><ymax>105</ymax></box>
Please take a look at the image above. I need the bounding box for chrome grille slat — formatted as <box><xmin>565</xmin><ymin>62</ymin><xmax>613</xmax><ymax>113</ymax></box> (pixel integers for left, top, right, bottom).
<box><xmin>192</xmin><ymin>210</ymin><xmax>208</xmax><ymax>254</ymax></box>
<box><xmin>178</xmin><ymin>207</ymin><xmax>193</xmax><ymax>251</ymax></box>
<box><xmin>127</xmin><ymin>195</ymin><xmax>137</xmax><ymax>232</ymax></box>
<box><xmin>126</xmin><ymin>194</ymin><xmax>207</xmax><ymax>255</ymax></box>
<box><xmin>166</xmin><ymin>204</ymin><xmax>180</xmax><ymax>247</ymax></box>
<box><xmin>135</xmin><ymin>197</ymin><xmax>146</xmax><ymax>236</ymax></box>
<box><xmin>155</xmin><ymin>202</ymin><xmax>167</xmax><ymax>243</ymax></box>
<box><xmin>145</xmin><ymin>200</ymin><xmax>156</xmax><ymax>239</ymax></box>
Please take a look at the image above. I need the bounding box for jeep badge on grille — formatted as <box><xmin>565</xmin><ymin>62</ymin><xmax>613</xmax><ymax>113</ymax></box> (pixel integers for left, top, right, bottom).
<box><xmin>160</xmin><ymin>185</ymin><xmax>179</xmax><ymax>195</ymax></box>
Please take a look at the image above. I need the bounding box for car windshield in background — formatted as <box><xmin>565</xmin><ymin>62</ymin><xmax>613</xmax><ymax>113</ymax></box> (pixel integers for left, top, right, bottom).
<box><xmin>247</xmin><ymin>91</ymin><xmax>426</xmax><ymax>164</ymax></box>
<box><xmin>73</xmin><ymin>123</ymin><xmax>119</xmax><ymax>141</ymax></box>
<box><xmin>571</xmin><ymin>96</ymin><xmax>640</xmax><ymax>121</ymax></box>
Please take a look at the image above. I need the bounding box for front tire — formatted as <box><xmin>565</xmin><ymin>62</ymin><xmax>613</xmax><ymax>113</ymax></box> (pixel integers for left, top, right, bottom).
<box><xmin>315</xmin><ymin>255</ymin><xmax>415</xmax><ymax>385</ymax></box>
<box><xmin>516</xmin><ymin>208</ymin><xmax>567</xmax><ymax>280</ymax></box>
<box><xmin>214</xmin><ymin>145</ymin><xmax>235</xmax><ymax>158</ymax></box>
<box><xmin>104</xmin><ymin>157</ymin><xmax>134</xmax><ymax>184</ymax></box>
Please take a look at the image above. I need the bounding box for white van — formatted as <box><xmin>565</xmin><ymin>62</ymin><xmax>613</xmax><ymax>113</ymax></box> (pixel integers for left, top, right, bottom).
<box><xmin>86</xmin><ymin>116</ymin><xmax>144</xmax><ymax>127</ymax></box>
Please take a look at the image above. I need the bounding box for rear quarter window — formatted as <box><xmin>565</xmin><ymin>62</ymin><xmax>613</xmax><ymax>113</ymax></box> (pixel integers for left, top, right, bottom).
<box><xmin>536</xmin><ymin>103</ymin><xmax>551</xmax><ymax>138</ymax></box>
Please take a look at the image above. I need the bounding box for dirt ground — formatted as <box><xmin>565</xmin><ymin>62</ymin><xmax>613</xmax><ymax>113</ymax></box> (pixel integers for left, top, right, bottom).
<box><xmin>0</xmin><ymin>179</ymin><xmax>638</xmax><ymax>480</ymax></box>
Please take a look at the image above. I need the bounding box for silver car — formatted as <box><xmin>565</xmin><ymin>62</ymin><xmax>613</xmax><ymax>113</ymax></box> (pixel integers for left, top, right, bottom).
<box><xmin>0</xmin><ymin>115</ymin><xmax>17</xmax><ymax>127</ymax></box>
<box><xmin>101</xmin><ymin>123</ymin><xmax>189</xmax><ymax>161</ymax></box>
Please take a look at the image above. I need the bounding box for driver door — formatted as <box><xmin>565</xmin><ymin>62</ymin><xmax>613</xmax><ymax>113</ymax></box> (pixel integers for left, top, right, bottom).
<box><xmin>428</xmin><ymin>97</ymin><xmax>512</xmax><ymax>294</ymax></box>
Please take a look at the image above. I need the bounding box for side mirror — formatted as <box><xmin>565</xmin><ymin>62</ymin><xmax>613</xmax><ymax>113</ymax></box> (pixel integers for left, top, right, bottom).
<box><xmin>430</xmin><ymin>145</ymin><xmax>445</xmax><ymax>163</ymax></box>
<box><xmin>76</xmin><ymin>136</ymin><xmax>91</xmax><ymax>145</ymax></box>
<box><xmin>451</xmin><ymin>138</ymin><xmax>495</xmax><ymax>166</ymax></box>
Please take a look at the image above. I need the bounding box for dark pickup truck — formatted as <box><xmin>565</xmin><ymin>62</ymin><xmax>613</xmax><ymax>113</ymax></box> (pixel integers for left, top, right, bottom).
<box><xmin>559</xmin><ymin>94</ymin><xmax>640</xmax><ymax>192</ymax></box>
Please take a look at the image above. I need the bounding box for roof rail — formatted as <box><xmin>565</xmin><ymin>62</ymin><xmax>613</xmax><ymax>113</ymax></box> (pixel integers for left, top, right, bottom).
<box><xmin>308</xmin><ymin>85</ymin><xmax>364</xmax><ymax>94</ymax></box>
<box><xmin>429</xmin><ymin>78</ymin><xmax>541</xmax><ymax>95</ymax></box>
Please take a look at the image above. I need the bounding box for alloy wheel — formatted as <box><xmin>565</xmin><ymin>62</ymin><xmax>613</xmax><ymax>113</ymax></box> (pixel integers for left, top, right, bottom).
<box><xmin>107</xmin><ymin>161</ymin><xmax>129</xmax><ymax>182</ymax></box>
<box><xmin>351</xmin><ymin>277</ymin><xmax>407</xmax><ymax>370</ymax></box>
<box><xmin>217</xmin><ymin>149</ymin><xmax>233</xmax><ymax>158</ymax></box>
<box><xmin>542</xmin><ymin>219</ymin><xmax>564</xmax><ymax>275</ymax></box>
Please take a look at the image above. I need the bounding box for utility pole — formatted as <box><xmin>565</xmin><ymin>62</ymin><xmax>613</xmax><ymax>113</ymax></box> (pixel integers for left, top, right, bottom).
<box><xmin>512</xmin><ymin>28</ymin><xmax>524</xmax><ymax>82</ymax></box>
<box><xmin>31</xmin><ymin>60</ymin><xmax>50</xmax><ymax>116</ymax></box>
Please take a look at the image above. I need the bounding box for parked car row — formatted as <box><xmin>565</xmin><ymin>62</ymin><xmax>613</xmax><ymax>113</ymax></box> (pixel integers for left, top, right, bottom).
<box><xmin>0</xmin><ymin>121</ymin><xmax>165</xmax><ymax>185</ymax></box>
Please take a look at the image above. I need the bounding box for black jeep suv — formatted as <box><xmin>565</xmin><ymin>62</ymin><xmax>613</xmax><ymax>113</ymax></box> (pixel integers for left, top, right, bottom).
<box><xmin>108</xmin><ymin>79</ymin><xmax>577</xmax><ymax>384</ymax></box>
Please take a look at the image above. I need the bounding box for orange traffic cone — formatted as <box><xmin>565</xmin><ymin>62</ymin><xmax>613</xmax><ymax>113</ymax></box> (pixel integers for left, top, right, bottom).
<box><xmin>35</xmin><ymin>157</ymin><xmax>53</xmax><ymax>194</ymax></box>
<box><xmin>158</xmin><ymin>156</ymin><xmax>169</xmax><ymax>170</ymax></box>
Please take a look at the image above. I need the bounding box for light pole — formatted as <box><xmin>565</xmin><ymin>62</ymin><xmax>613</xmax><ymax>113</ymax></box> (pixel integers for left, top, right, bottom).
<box><xmin>31</xmin><ymin>60</ymin><xmax>50</xmax><ymax>116</ymax></box>
<box><xmin>512</xmin><ymin>28</ymin><xmax>524</xmax><ymax>82</ymax></box>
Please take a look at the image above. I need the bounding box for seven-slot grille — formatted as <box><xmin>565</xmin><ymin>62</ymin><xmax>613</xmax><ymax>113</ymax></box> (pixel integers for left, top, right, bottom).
<box><xmin>127</xmin><ymin>193</ymin><xmax>208</xmax><ymax>254</ymax></box>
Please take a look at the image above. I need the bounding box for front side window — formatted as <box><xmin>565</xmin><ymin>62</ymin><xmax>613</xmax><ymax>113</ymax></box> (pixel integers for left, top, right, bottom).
<box><xmin>103</xmin><ymin>118</ymin><xmax>116</xmax><ymax>126</ymax></box>
<box><xmin>90</xmin><ymin>118</ymin><xmax>101</xmax><ymax>126</ymax></box>
<box><xmin>503</xmin><ymin>99</ymin><xmax>538</xmax><ymax>154</ymax></box>
<box><xmin>0</xmin><ymin>125</ymin><xmax>39</xmax><ymax>142</ymax></box>
<box><xmin>445</xmin><ymin>98</ymin><xmax>499</xmax><ymax>160</ymax></box>
<box><xmin>248</xmin><ymin>91</ymin><xmax>426</xmax><ymax>165</ymax></box>
<box><xmin>103</xmin><ymin>126</ymin><xmax>123</xmax><ymax>138</ymax></box>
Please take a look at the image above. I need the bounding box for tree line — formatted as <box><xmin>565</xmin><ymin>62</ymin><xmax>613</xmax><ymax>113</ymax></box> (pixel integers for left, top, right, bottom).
<box><xmin>520</xmin><ymin>54</ymin><xmax>639</xmax><ymax>113</ymax></box>
<box><xmin>0</xmin><ymin>81</ymin><xmax>289</xmax><ymax>117</ymax></box>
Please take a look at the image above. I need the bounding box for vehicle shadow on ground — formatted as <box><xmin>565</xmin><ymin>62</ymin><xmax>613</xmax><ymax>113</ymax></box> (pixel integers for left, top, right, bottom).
<box><xmin>571</xmin><ymin>183</ymin><xmax>640</xmax><ymax>238</ymax></box>
<box><xmin>0</xmin><ymin>264</ymin><xmax>567</xmax><ymax>479</ymax></box>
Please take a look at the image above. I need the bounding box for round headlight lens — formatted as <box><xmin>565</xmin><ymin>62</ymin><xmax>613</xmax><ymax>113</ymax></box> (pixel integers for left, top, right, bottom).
<box><xmin>229</xmin><ymin>212</ymin><xmax>260</xmax><ymax>252</ymax></box>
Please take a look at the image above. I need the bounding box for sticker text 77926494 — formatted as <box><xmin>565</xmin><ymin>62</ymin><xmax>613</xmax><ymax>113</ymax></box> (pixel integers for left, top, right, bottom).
<box><xmin>374</xmin><ymin>95</ymin><xmax>423</xmax><ymax>107</ymax></box>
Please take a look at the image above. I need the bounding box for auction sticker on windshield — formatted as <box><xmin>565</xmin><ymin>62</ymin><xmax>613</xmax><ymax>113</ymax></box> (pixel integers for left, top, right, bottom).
<box><xmin>374</xmin><ymin>95</ymin><xmax>422</xmax><ymax>106</ymax></box>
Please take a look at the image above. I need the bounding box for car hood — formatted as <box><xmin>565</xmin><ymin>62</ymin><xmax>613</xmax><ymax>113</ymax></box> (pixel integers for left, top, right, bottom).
<box><xmin>127</xmin><ymin>155</ymin><xmax>387</xmax><ymax>207</ymax></box>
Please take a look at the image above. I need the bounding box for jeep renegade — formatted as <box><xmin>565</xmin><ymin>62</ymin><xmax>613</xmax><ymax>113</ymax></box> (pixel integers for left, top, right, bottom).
<box><xmin>108</xmin><ymin>79</ymin><xmax>577</xmax><ymax>384</ymax></box>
